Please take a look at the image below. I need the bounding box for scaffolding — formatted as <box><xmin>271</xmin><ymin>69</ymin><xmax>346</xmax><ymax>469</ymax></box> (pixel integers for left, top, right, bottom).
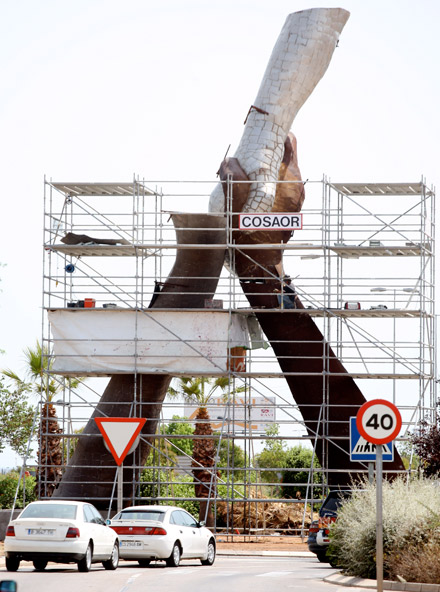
<box><xmin>39</xmin><ymin>176</ymin><xmax>436</xmax><ymax>537</ymax></box>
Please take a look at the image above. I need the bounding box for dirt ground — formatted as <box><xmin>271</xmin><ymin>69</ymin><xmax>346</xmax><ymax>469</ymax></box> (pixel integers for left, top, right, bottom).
<box><xmin>215</xmin><ymin>535</ymin><xmax>308</xmax><ymax>552</ymax></box>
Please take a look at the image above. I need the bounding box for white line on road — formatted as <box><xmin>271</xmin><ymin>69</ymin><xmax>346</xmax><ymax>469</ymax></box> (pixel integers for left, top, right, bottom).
<box><xmin>162</xmin><ymin>569</ymin><xmax>198</xmax><ymax>576</ymax></box>
<box><xmin>119</xmin><ymin>572</ymin><xmax>141</xmax><ymax>592</ymax></box>
<box><xmin>256</xmin><ymin>571</ymin><xmax>294</xmax><ymax>577</ymax></box>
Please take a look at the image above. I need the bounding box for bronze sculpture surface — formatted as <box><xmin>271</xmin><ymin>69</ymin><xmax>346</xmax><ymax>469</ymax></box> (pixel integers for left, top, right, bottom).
<box><xmin>53</xmin><ymin>8</ymin><xmax>403</xmax><ymax>507</ymax></box>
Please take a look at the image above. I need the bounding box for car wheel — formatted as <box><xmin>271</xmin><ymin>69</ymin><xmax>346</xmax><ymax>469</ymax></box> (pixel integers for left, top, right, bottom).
<box><xmin>6</xmin><ymin>556</ymin><xmax>20</xmax><ymax>572</ymax></box>
<box><xmin>78</xmin><ymin>542</ymin><xmax>93</xmax><ymax>572</ymax></box>
<box><xmin>201</xmin><ymin>540</ymin><xmax>216</xmax><ymax>566</ymax></box>
<box><xmin>138</xmin><ymin>559</ymin><xmax>151</xmax><ymax>567</ymax></box>
<box><xmin>33</xmin><ymin>559</ymin><xmax>48</xmax><ymax>571</ymax></box>
<box><xmin>102</xmin><ymin>542</ymin><xmax>119</xmax><ymax>570</ymax></box>
<box><xmin>166</xmin><ymin>543</ymin><xmax>181</xmax><ymax>567</ymax></box>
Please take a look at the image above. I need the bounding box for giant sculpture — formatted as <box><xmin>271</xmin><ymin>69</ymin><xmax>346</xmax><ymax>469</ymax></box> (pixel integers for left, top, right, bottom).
<box><xmin>53</xmin><ymin>8</ymin><xmax>404</xmax><ymax>508</ymax></box>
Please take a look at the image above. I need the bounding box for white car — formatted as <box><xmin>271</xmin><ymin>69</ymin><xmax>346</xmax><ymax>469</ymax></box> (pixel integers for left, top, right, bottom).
<box><xmin>4</xmin><ymin>500</ymin><xmax>119</xmax><ymax>572</ymax></box>
<box><xmin>108</xmin><ymin>505</ymin><xmax>216</xmax><ymax>567</ymax></box>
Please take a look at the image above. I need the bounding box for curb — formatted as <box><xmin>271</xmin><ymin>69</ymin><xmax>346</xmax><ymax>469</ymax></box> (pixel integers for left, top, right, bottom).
<box><xmin>324</xmin><ymin>572</ymin><xmax>440</xmax><ymax>592</ymax></box>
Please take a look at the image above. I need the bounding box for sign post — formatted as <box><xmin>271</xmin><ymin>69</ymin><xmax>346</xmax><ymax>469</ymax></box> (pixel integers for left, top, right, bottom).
<box><xmin>95</xmin><ymin>418</ymin><xmax>146</xmax><ymax>513</ymax></box>
<box><xmin>117</xmin><ymin>465</ymin><xmax>123</xmax><ymax>513</ymax></box>
<box><xmin>356</xmin><ymin>400</ymin><xmax>402</xmax><ymax>592</ymax></box>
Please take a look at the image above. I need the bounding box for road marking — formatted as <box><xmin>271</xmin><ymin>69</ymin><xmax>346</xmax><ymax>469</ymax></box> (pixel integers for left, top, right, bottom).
<box><xmin>163</xmin><ymin>569</ymin><xmax>198</xmax><ymax>575</ymax></box>
<box><xmin>119</xmin><ymin>572</ymin><xmax>141</xmax><ymax>592</ymax></box>
<box><xmin>256</xmin><ymin>571</ymin><xmax>294</xmax><ymax>577</ymax></box>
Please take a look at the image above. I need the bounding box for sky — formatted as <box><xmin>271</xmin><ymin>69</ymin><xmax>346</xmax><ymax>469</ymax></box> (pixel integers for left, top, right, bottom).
<box><xmin>0</xmin><ymin>0</ymin><xmax>439</xmax><ymax>467</ymax></box>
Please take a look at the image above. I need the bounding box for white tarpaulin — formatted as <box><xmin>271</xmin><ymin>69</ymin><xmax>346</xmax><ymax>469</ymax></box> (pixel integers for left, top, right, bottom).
<box><xmin>48</xmin><ymin>309</ymin><xmax>249</xmax><ymax>375</ymax></box>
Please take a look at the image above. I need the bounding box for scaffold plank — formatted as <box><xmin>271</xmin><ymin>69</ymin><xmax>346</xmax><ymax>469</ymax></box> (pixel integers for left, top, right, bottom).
<box><xmin>51</xmin><ymin>181</ymin><xmax>154</xmax><ymax>197</ymax></box>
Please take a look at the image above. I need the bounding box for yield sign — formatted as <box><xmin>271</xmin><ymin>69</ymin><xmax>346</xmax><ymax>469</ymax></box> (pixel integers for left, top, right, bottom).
<box><xmin>95</xmin><ymin>417</ymin><xmax>146</xmax><ymax>466</ymax></box>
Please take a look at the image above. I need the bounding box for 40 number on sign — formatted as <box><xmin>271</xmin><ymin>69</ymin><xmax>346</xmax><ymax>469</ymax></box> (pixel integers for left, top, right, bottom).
<box><xmin>365</xmin><ymin>413</ymin><xmax>394</xmax><ymax>431</ymax></box>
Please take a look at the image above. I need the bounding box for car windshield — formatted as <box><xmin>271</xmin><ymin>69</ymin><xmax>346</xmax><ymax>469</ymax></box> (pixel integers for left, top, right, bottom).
<box><xmin>20</xmin><ymin>503</ymin><xmax>77</xmax><ymax>519</ymax></box>
<box><xmin>115</xmin><ymin>510</ymin><xmax>165</xmax><ymax>522</ymax></box>
<box><xmin>322</xmin><ymin>492</ymin><xmax>351</xmax><ymax>513</ymax></box>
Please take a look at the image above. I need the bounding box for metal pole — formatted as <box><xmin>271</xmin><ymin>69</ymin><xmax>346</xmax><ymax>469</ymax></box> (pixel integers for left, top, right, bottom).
<box><xmin>393</xmin><ymin>291</ymin><xmax>396</xmax><ymax>405</ymax></box>
<box><xmin>368</xmin><ymin>462</ymin><xmax>374</xmax><ymax>484</ymax></box>
<box><xmin>376</xmin><ymin>445</ymin><xmax>383</xmax><ymax>592</ymax></box>
<box><xmin>117</xmin><ymin>464</ymin><xmax>123</xmax><ymax>513</ymax></box>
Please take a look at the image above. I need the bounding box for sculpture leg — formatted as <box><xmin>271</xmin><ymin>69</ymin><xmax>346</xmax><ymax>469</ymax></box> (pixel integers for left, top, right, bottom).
<box><xmin>54</xmin><ymin>214</ymin><xmax>226</xmax><ymax>508</ymax></box>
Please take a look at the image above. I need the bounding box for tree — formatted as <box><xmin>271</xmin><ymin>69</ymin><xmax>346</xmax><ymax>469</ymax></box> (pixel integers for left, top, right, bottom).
<box><xmin>3</xmin><ymin>341</ymin><xmax>82</xmax><ymax>498</ymax></box>
<box><xmin>0</xmin><ymin>376</ymin><xmax>35</xmax><ymax>458</ymax></box>
<box><xmin>254</xmin><ymin>424</ymin><xmax>291</xmax><ymax>496</ymax></box>
<box><xmin>281</xmin><ymin>445</ymin><xmax>322</xmax><ymax>500</ymax></box>
<box><xmin>410</xmin><ymin>409</ymin><xmax>440</xmax><ymax>477</ymax></box>
<box><xmin>0</xmin><ymin>471</ymin><xmax>37</xmax><ymax>509</ymax></box>
<box><xmin>143</xmin><ymin>416</ymin><xmax>195</xmax><ymax>509</ymax></box>
<box><xmin>168</xmin><ymin>376</ymin><xmax>244</xmax><ymax>526</ymax></box>
<box><xmin>139</xmin><ymin>468</ymin><xmax>199</xmax><ymax>517</ymax></box>
<box><xmin>217</xmin><ymin>438</ymin><xmax>247</xmax><ymax>484</ymax></box>
<box><xmin>397</xmin><ymin>441</ymin><xmax>420</xmax><ymax>472</ymax></box>
<box><xmin>146</xmin><ymin>415</ymin><xmax>194</xmax><ymax>479</ymax></box>
<box><xmin>161</xmin><ymin>415</ymin><xmax>194</xmax><ymax>457</ymax></box>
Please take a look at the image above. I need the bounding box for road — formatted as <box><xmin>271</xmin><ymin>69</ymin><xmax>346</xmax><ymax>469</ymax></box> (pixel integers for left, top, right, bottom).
<box><xmin>0</xmin><ymin>555</ymin><xmax>372</xmax><ymax>592</ymax></box>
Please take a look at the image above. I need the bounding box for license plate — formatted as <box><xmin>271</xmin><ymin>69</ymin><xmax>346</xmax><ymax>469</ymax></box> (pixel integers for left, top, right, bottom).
<box><xmin>28</xmin><ymin>529</ymin><xmax>55</xmax><ymax>535</ymax></box>
<box><xmin>121</xmin><ymin>540</ymin><xmax>143</xmax><ymax>548</ymax></box>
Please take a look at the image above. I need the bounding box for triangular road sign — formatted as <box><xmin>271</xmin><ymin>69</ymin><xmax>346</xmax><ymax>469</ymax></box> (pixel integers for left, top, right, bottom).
<box><xmin>95</xmin><ymin>417</ymin><xmax>146</xmax><ymax>466</ymax></box>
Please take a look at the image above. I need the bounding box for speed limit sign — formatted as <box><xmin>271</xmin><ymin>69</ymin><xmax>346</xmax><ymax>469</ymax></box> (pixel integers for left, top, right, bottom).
<box><xmin>356</xmin><ymin>399</ymin><xmax>402</xmax><ymax>445</ymax></box>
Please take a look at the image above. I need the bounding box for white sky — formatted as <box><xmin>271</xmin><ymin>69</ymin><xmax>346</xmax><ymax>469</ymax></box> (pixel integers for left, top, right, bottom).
<box><xmin>1</xmin><ymin>0</ymin><xmax>439</xmax><ymax>467</ymax></box>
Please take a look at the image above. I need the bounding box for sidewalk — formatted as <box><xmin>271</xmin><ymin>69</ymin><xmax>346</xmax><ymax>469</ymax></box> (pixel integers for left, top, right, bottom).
<box><xmin>324</xmin><ymin>572</ymin><xmax>440</xmax><ymax>592</ymax></box>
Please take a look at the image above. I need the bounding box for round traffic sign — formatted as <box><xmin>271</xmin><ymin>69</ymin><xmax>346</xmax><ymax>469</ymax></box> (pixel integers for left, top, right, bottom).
<box><xmin>356</xmin><ymin>399</ymin><xmax>402</xmax><ymax>445</ymax></box>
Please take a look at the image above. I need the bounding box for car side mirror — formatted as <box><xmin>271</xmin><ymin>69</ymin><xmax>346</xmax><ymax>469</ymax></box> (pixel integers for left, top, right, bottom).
<box><xmin>106</xmin><ymin>519</ymin><xmax>111</xmax><ymax>525</ymax></box>
<box><xmin>198</xmin><ymin>520</ymin><xmax>206</xmax><ymax>528</ymax></box>
<box><xmin>0</xmin><ymin>581</ymin><xmax>17</xmax><ymax>592</ymax></box>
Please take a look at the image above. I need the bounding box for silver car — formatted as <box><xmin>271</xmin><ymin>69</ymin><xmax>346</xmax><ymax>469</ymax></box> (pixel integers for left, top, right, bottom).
<box><xmin>108</xmin><ymin>505</ymin><xmax>216</xmax><ymax>567</ymax></box>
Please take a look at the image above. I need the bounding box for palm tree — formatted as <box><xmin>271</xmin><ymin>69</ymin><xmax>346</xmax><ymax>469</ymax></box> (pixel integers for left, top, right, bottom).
<box><xmin>3</xmin><ymin>341</ymin><xmax>82</xmax><ymax>498</ymax></box>
<box><xmin>168</xmin><ymin>376</ymin><xmax>244</xmax><ymax>526</ymax></box>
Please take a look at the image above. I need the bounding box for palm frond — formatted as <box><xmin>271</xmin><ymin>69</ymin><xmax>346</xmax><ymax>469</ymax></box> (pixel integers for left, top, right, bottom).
<box><xmin>23</xmin><ymin>341</ymin><xmax>53</xmax><ymax>380</ymax></box>
<box><xmin>167</xmin><ymin>386</ymin><xmax>180</xmax><ymax>399</ymax></box>
<box><xmin>1</xmin><ymin>369</ymin><xmax>32</xmax><ymax>396</ymax></box>
<box><xmin>1</xmin><ymin>368</ymin><xmax>24</xmax><ymax>385</ymax></box>
<box><xmin>4</xmin><ymin>341</ymin><xmax>86</xmax><ymax>402</ymax></box>
<box><xmin>66</xmin><ymin>377</ymin><xmax>85</xmax><ymax>390</ymax></box>
<box><xmin>167</xmin><ymin>375</ymin><xmax>246</xmax><ymax>408</ymax></box>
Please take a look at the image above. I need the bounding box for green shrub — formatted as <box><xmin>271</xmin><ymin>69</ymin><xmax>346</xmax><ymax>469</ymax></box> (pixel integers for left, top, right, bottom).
<box><xmin>281</xmin><ymin>446</ymin><xmax>322</xmax><ymax>499</ymax></box>
<box><xmin>161</xmin><ymin>416</ymin><xmax>194</xmax><ymax>457</ymax></box>
<box><xmin>254</xmin><ymin>424</ymin><xmax>290</xmax><ymax>492</ymax></box>
<box><xmin>0</xmin><ymin>471</ymin><xmax>37</xmax><ymax>509</ymax></box>
<box><xmin>217</xmin><ymin>439</ymin><xmax>248</xmax><ymax>483</ymax></box>
<box><xmin>328</xmin><ymin>477</ymin><xmax>440</xmax><ymax>580</ymax></box>
<box><xmin>139</xmin><ymin>468</ymin><xmax>199</xmax><ymax>516</ymax></box>
<box><xmin>254</xmin><ymin>425</ymin><xmax>321</xmax><ymax>498</ymax></box>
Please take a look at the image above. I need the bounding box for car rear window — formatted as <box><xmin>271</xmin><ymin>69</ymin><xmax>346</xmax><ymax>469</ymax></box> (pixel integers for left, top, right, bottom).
<box><xmin>116</xmin><ymin>510</ymin><xmax>165</xmax><ymax>522</ymax></box>
<box><xmin>20</xmin><ymin>504</ymin><xmax>77</xmax><ymax>519</ymax></box>
<box><xmin>322</xmin><ymin>492</ymin><xmax>352</xmax><ymax>513</ymax></box>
